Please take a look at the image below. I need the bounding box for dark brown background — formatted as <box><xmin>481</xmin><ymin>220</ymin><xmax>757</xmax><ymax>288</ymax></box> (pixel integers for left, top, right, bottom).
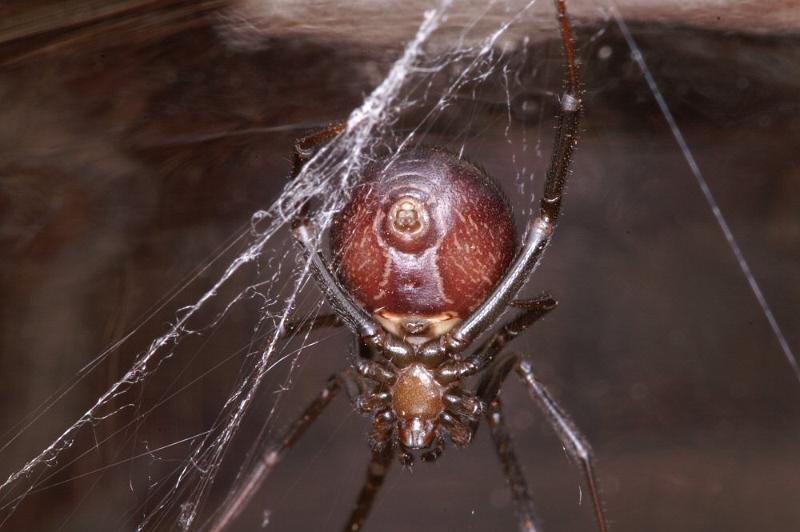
<box><xmin>1</xmin><ymin>1</ymin><xmax>799</xmax><ymax>531</ymax></box>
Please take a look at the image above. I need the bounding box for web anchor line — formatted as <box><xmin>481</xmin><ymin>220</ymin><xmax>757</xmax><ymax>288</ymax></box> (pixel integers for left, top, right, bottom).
<box><xmin>611</xmin><ymin>7</ymin><xmax>800</xmax><ymax>385</ymax></box>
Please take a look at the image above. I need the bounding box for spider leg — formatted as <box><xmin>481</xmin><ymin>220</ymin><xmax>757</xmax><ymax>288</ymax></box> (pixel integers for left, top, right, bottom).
<box><xmin>289</xmin><ymin>122</ymin><xmax>409</xmax><ymax>356</ymax></box>
<box><xmin>288</xmin><ymin>122</ymin><xmax>386</xmax><ymax>342</ymax></box>
<box><xmin>514</xmin><ymin>358</ymin><xmax>609</xmax><ymax>532</ymax></box>
<box><xmin>486</xmin><ymin>397</ymin><xmax>541</xmax><ymax>532</ymax></box>
<box><xmin>280</xmin><ymin>313</ymin><xmax>343</xmax><ymax>338</ymax></box>
<box><xmin>293</xmin><ymin>218</ymin><xmax>413</xmax><ymax>361</ymax></box>
<box><xmin>474</xmin><ymin>353</ymin><xmax>540</xmax><ymax>532</ymax></box>
<box><xmin>437</xmin><ymin>294</ymin><xmax>557</xmax><ymax>383</ymax></box>
<box><xmin>292</xmin><ymin>122</ymin><xmax>346</xmax><ymax>176</ymax></box>
<box><xmin>209</xmin><ymin>371</ymin><xmax>357</xmax><ymax>532</ymax></box>
<box><xmin>477</xmin><ymin>352</ymin><xmax>609</xmax><ymax>532</ymax></box>
<box><xmin>342</xmin><ymin>443</ymin><xmax>395</xmax><ymax>532</ymax></box>
<box><xmin>425</xmin><ymin>0</ymin><xmax>581</xmax><ymax>357</ymax></box>
<box><xmin>479</xmin><ymin>295</ymin><xmax>558</xmax><ymax>359</ymax></box>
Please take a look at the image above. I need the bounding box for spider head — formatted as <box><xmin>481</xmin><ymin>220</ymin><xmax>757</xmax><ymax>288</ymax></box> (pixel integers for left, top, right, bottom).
<box><xmin>397</xmin><ymin>416</ymin><xmax>438</xmax><ymax>449</ymax></box>
<box><xmin>330</xmin><ymin>147</ymin><xmax>516</xmax><ymax>341</ymax></box>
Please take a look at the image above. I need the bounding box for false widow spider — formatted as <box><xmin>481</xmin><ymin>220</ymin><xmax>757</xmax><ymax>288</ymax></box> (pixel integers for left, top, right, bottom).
<box><xmin>210</xmin><ymin>1</ymin><xmax>608</xmax><ymax>531</ymax></box>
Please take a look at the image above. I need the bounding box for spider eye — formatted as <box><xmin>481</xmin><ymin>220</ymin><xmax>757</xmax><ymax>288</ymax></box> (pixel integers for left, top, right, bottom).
<box><xmin>330</xmin><ymin>147</ymin><xmax>516</xmax><ymax>326</ymax></box>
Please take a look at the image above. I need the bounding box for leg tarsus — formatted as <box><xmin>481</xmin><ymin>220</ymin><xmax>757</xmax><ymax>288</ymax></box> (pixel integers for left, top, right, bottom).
<box><xmin>292</xmin><ymin>122</ymin><xmax>346</xmax><ymax>176</ymax></box>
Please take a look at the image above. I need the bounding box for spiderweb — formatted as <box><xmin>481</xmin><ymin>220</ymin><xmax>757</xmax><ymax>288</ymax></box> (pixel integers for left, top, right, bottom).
<box><xmin>1</xmin><ymin>0</ymin><xmax>798</xmax><ymax>530</ymax></box>
<box><xmin>0</xmin><ymin>0</ymin><xmax>557</xmax><ymax>529</ymax></box>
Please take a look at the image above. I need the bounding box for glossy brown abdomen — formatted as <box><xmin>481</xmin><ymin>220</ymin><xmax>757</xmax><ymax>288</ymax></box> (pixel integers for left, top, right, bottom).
<box><xmin>330</xmin><ymin>147</ymin><xmax>516</xmax><ymax>320</ymax></box>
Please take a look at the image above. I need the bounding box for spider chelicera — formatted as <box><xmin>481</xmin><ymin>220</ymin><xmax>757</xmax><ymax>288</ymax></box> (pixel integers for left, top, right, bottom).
<box><xmin>210</xmin><ymin>1</ymin><xmax>608</xmax><ymax>531</ymax></box>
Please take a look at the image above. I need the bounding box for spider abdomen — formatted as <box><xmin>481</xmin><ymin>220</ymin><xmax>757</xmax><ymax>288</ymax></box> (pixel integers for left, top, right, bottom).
<box><xmin>330</xmin><ymin>147</ymin><xmax>516</xmax><ymax>337</ymax></box>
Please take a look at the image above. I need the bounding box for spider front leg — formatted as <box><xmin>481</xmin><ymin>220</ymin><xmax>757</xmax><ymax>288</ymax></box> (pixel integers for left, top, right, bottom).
<box><xmin>294</xmin><ymin>129</ymin><xmax>419</xmax><ymax>358</ymax></box>
<box><xmin>293</xmin><ymin>217</ymin><xmax>413</xmax><ymax>361</ymax></box>
<box><xmin>479</xmin><ymin>353</ymin><xmax>610</xmax><ymax>532</ymax></box>
<box><xmin>422</xmin><ymin>0</ymin><xmax>582</xmax><ymax>359</ymax></box>
<box><xmin>289</xmin><ymin>122</ymin><xmax>393</xmax><ymax>345</ymax></box>
<box><xmin>288</xmin><ymin>122</ymin><xmax>390</xmax><ymax>343</ymax></box>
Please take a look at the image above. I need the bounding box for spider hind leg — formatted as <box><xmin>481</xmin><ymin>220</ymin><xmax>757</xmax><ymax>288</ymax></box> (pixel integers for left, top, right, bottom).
<box><xmin>486</xmin><ymin>397</ymin><xmax>541</xmax><ymax>532</ymax></box>
<box><xmin>478</xmin><ymin>352</ymin><xmax>610</xmax><ymax>532</ymax></box>
<box><xmin>343</xmin><ymin>444</ymin><xmax>395</xmax><ymax>532</ymax></box>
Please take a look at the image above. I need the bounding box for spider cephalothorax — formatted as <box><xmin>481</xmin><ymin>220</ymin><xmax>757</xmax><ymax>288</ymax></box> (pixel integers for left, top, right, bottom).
<box><xmin>354</xmin><ymin>355</ymin><xmax>484</xmax><ymax>465</ymax></box>
<box><xmin>212</xmin><ymin>2</ymin><xmax>610</xmax><ymax>532</ymax></box>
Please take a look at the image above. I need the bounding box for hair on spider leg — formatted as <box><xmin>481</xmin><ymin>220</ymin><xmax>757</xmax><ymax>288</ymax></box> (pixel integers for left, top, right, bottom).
<box><xmin>209</xmin><ymin>1</ymin><xmax>609</xmax><ymax>531</ymax></box>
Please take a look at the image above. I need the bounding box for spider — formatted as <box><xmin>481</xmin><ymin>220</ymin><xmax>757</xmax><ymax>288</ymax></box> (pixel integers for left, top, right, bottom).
<box><xmin>210</xmin><ymin>1</ymin><xmax>608</xmax><ymax>531</ymax></box>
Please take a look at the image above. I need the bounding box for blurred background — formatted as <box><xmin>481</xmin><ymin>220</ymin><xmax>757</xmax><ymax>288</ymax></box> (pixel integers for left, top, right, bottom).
<box><xmin>1</xmin><ymin>1</ymin><xmax>799</xmax><ymax>531</ymax></box>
